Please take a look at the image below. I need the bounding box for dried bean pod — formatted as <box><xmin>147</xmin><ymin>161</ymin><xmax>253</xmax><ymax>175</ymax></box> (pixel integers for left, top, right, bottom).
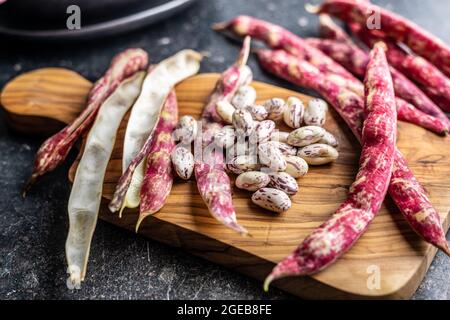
<box><xmin>268</xmin><ymin>172</ymin><xmax>299</xmax><ymax>196</ymax></box>
<box><xmin>194</xmin><ymin>37</ymin><xmax>251</xmax><ymax>236</ymax></box>
<box><xmin>214</xmin><ymin>125</ymin><xmax>236</xmax><ymax>149</ymax></box>
<box><xmin>269</xmin><ymin>141</ymin><xmax>297</xmax><ymax>156</ymax></box>
<box><xmin>249</xmin><ymin>120</ymin><xmax>275</xmax><ymax>144</ymax></box>
<box><xmin>66</xmin><ymin>71</ymin><xmax>146</xmax><ymax>288</ymax></box>
<box><xmin>265</xmin><ymin>42</ymin><xmax>398</xmax><ymax>287</ymax></box>
<box><xmin>227</xmin><ymin>155</ymin><xmax>260</xmax><ymax>175</ymax></box>
<box><xmin>284</xmin><ymin>155</ymin><xmax>309</xmax><ymax>179</ymax></box>
<box><xmin>258</xmin><ymin>143</ymin><xmax>287</xmax><ymax>172</ymax></box>
<box><xmin>263</xmin><ymin>98</ymin><xmax>286</xmax><ymax>121</ymax></box>
<box><xmin>24</xmin><ymin>48</ymin><xmax>149</xmax><ymax>194</ymax></box>
<box><xmin>171</xmin><ymin>146</ymin><xmax>194</xmax><ymax>180</ymax></box>
<box><xmin>246</xmin><ymin>104</ymin><xmax>269</xmax><ymax>121</ymax></box>
<box><xmin>271</xmin><ymin>131</ymin><xmax>290</xmax><ymax>144</ymax></box>
<box><xmin>304</xmin><ymin>99</ymin><xmax>327</xmax><ymax>127</ymax></box>
<box><xmin>256</xmin><ymin>47</ymin><xmax>450</xmax><ymax>258</ymax></box>
<box><xmin>251</xmin><ymin>188</ymin><xmax>292</xmax><ymax>213</ymax></box>
<box><xmin>287</xmin><ymin>126</ymin><xmax>326</xmax><ymax>147</ymax></box>
<box><xmin>283</xmin><ymin>97</ymin><xmax>305</xmax><ymax>129</ymax></box>
<box><xmin>174</xmin><ymin>115</ymin><xmax>198</xmax><ymax>144</ymax></box>
<box><xmin>298</xmin><ymin>144</ymin><xmax>339</xmax><ymax>165</ymax></box>
<box><xmin>318</xmin><ymin>131</ymin><xmax>339</xmax><ymax>147</ymax></box>
<box><xmin>233</xmin><ymin>109</ymin><xmax>255</xmax><ymax>136</ymax></box>
<box><xmin>311</xmin><ymin>0</ymin><xmax>450</xmax><ymax>78</ymax></box>
<box><xmin>235</xmin><ymin>171</ymin><xmax>270</xmax><ymax>191</ymax></box>
<box><xmin>216</xmin><ymin>100</ymin><xmax>236</xmax><ymax>124</ymax></box>
<box><xmin>232</xmin><ymin>85</ymin><xmax>257</xmax><ymax>109</ymax></box>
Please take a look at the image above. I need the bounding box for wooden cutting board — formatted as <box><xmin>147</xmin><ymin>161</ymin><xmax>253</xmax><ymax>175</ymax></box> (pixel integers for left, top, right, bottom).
<box><xmin>2</xmin><ymin>69</ymin><xmax>450</xmax><ymax>299</ymax></box>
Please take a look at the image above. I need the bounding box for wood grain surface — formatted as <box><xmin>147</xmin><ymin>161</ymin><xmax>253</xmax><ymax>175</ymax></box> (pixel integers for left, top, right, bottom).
<box><xmin>2</xmin><ymin>70</ymin><xmax>449</xmax><ymax>299</ymax></box>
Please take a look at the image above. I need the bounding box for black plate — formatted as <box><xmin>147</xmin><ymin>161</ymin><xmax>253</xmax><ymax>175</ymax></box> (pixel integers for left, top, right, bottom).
<box><xmin>0</xmin><ymin>0</ymin><xmax>197</xmax><ymax>41</ymax></box>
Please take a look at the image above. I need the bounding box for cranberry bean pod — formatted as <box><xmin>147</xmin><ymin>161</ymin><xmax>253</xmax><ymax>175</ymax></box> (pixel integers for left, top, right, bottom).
<box><xmin>265</xmin><ymin>42</ymin><xmax>397</xmax><ymax>286</ymax></box>
<box><xmin>137</xmin><ymin>91</ymin><xmax>178</xmax><ymax>231</ymax></box>
<box><xmin>256</xmin><ymin>49</ymin><xmax>450</xmax><ymax>267</ymax></box>
<box><xmin>213</xmin><ymin>15</ymin><xmax>361</xmax><ymax>84</ymax></box>
<box><xmin>194</xmin><ymin>37</ymin><xmax>252</xmax><ymax>235</ymax></box>
<box><xmin>310</xmin><ymin>0</ymin><xmax>450</xmax><ymax>78</ymax></box>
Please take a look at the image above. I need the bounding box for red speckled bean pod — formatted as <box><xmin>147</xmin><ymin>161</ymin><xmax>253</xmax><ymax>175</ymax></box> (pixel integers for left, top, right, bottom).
<box><xmin>194</xmin><ymin>37</ymin><xmax>252</xmax><ymax>235</ymax></box>
<box><xmin>396</xmin><ymin>98</ymin><xmax>448</xmax><ymax>136</ymax></box>
<box><xmin>309</xmin><ymin>0</ymin><xmax>450</xmax><ymax>78</ymax></box>
<box><xmin>319</xmin><ymin>14</ymin><xmax>353</xmax><ymax>44</ymax></box>
<box><xmin>350</xmin><ymin>25</ymin><xmax>450</xmax><ymax>113</ymax></box>
<box><xmin>264</xmin><ymin>43</ymin><xmax>397</xmax><ymax>286</ymax></box>
<box><xmin>213</xmin><ymin>16</ymin><xmax>362</xmax><ymax>88</ymax></box>
<box><xmin>257</xmin><ymin>49</ymin><xmax>450</xmax><ymax>270</ymax></box>
<box><xmin>306</xmin><ymin>38</ymin><xmax>450</xmax><ymax>130</ymax></box>
<box><xmin>24</xmin><ymin>48</ymin><xmax>149</xmax><ymax>195</ymax></box>
<box><xmin>137</xmin><ymin>91</ymin><xmax>178</xmax><ymax>232</ymax></box>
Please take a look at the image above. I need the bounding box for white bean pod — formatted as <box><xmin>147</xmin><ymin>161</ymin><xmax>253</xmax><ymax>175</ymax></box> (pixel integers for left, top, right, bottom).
<box><xmin>216</xmin><ymin>100</ymin><xmax>236</xmax><ymax>124</ymax></box>
<box><xmin>304</xmin><ymin>98</ymin><xmax>327</xmax><ymax>127</ymax></box>
<box><xmin>297</xmin><ymin>144</ymin><xmax>339</xmax><ymax>165</ymax></box>
<box><xmin>174</xmin><ymin>115</ymin><xmax>198</xmax><ymax>144</ymax></box>
<box><xmin>284</xmin><ymin>155</ymin><xmax>309</xmax><ymax>178</ymax></box>
<box><xmin>171</xmin><ymin>146</ymin><xmax>194</xmax><ymax>180</ymax></box>
<box><xmin>252</xmin><ymin>188</ymin><xmax>292</xmax><ymax>213</ymax></box>
<box><xmin>235</xmin><ymin>171</ymin><xmax>270</xmax><ymax>191</ymax></box>
<box><xmin>287</xmin><ymin>126</ymin><xmax>326</xmax><ymax>147</ymax></box>
<box><xmin>233</xmin><ymin>109</ymin><xmax>255</xmax><ymax>136</ymax></box>
<box><xmin>232</xmin><ymin>85</ymin><xmax>257</xmax><ymax>109</ymax></box>
<box><xmin>268</xmin><ymin>172</ymin><xmax>299</xmax><ymax>196</ymax></box>
<box><xmin>249</xmin><ymin>120</ymin><xmax>275</xmax><ymax>144</ymax></box>
<box><xmin>263</xmin><ymin>98</ymin><xmax>286</xmax><ymax>121</ymax></box>
<box><xmin>258</xmin><ymin>142</ymin><xmax>287</xmax><ymax>172</ymax></box>
<box><xmin>283</xmin><ymin>97</ymin><xmax>305</xmax><ymax>129</ymax></box>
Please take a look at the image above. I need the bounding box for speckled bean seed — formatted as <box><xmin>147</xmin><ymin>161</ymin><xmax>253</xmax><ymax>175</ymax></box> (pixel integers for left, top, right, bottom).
<box><xmin>174</xmin><ymin>115</ymin><xmax>198</xmax><ymax>144</ymax></box>
<box><xmin>304</xmin><ymin>98</ymin><xmax>327</xmax><ymax>127</ymax></box>
<box><xmin>251</xmin><ymin>188</ymin><xmax>292</xmax><ymax>213</ymax></box>
<box><xmin>284</xmin><ymin>155</ymin><xmax>309</xmax><ymax>178</ymax></box>
<box><xmin>249</xmin><ymin>120</ymin><xmax>276</xmax><ymax>144</ymax></box>
<box><xmin>271</xmin><ymin>131</ymin><xmax>290</xmax><ymax>144</ymax></box>
<box><xmin>283</xmin><ymin>97</ymin><xmax>305</xmax><ymax>129</ymax></box>
<box><xmin>235</xmin><ymin>171</ymin><xmax>270</xmax><ymax>191</ymax></box>
<box><xmin>232</xmin><ymin>85</ymin><xmax>257</xmax><ymax>109</ymax></box>
<box><xmin>246</xmin><ymin>104</ymin><xmax>269</xmax><ymax>121</ymax></box>
<box><xmin>171</xmin><ymin>146</ymin><xmax>194</xmax><ymax>180</ymax></box>
<box><xmin>232</xmin><ymin>109</ymin><xmax>255</xmax><ymax>136</ymax></box>
<box><xmin>287</xmin><ymin>126</ymin><xmax>326</xmax><ymax>147</ymax></box>
<box><xmin>297</xmin><ymin>144</ymin><xmax>339</xmax><ymax>165</ymax></box>
<box><xmin>258</xmin><ymin>142</ymin><xmax>287</xmax><ymax>172</ymax></box>
<box><xmin>318</xmin><ymin>131</ymin><xmax>339</xmax><ymax>148</ymax></box>
<box><xmin>263</xmin><ymin>98</ymin><xmax>286</xmax><ymax>121</ymax></box>
<box><xmin>216</xmin><ymin>100</ymin><xmax>236</xmax><ymax>124</ymax></box>
<box><xmin>268</xmin><ymin>172</ymin><xmax>299</xmax><ymax>196</ymax></box>
<box><xmin>214</xmin><ymin>125</ymin><xmax>236</xmax><ymax>149</ymax></box>
<box><xmin>227</xmin><ymin>155</ymin><xmax>260</xmax><ymax>174</ymax></box>
<box><xmin>268</xmin><ymin>141</ymin><xmax>298</xmax><ymax>156</ymax></box>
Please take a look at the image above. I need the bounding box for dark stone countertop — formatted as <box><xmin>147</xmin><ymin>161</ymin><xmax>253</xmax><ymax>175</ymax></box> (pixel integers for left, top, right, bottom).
<box><xmin>0</xmin><ymin>0</ymin><xmax>449</xmax><ymax>300</ymax></box>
